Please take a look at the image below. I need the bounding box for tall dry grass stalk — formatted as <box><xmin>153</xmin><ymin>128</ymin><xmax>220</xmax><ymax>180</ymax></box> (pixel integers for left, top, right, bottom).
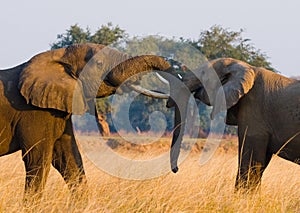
<box><xmin>0</xmin><ymin>137</ymin><xmax>299</xmax><ymax>212</ymax></box>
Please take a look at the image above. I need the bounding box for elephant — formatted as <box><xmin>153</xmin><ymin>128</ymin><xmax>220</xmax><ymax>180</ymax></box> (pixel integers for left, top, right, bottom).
<box><xmin>0</xmin><ymin>43</ymin><xmax>172</xmax><ymax>201</ymax></box>
<box><xmin>165</xmin><ymin>58</ymin><xmax>300</xmax><ymax>190</ymax></box>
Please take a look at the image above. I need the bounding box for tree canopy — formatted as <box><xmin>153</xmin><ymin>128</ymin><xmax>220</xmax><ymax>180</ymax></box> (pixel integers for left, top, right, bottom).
<box><xmin>51</xmin><ymin>22</ymin><xmax>126</xmax><ymax>49</ymax></box>
<box><xmin>187</xmin><ymin>25</ymin><xmax>274</xmax><ymax>71</ymax></box>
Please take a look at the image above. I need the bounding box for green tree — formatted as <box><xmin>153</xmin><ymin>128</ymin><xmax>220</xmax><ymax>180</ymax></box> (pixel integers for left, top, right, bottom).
<box><xmin>91</xmin><ymin>22</ymin><xmax>126</xmax><ymax>46</ymax></box>
<box><xmin>51</xmin><ymin>24</ymin><xmax>91</xmax><ymax>49</ymax></box>
<box><xmin>51</xmin><ymin>22</ymin><xmax>126</xmax><ymax>49</ymax></box>
<box><xmin>125</xmin><ymin>35</ymin><xmax>205</xmax><ymax>70</ymax></box>
<box><xmin>188</xmin><ymin>25</ymin><xmax>275</xmax><ymax>71</ymax></box>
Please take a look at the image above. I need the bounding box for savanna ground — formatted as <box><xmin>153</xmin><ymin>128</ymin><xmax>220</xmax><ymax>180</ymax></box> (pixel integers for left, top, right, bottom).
<box><xmin>0</xmin><ymin>135</ymin><xmax>299</xmax><ymax>212</ymax></box>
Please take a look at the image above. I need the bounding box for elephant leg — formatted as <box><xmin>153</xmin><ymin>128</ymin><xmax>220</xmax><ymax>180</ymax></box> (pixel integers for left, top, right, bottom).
<box><xmin>22</xmin><ymin>138</ymin><xmax>54</xmax><ymax>203</ymax></box>
<box><xmin>17</xmin><ymin>110</ymin><xmax>68</xmax><ymax>205</ymax></box>
<box><xmin>52</xmin><ymin>119</ymin><xmax>86</xmax><ymax>192</ymax></box>
<box><xmin>235</xmin><ymin>128</ymin><xmax>272</xmax><ymax>191</ymax></box>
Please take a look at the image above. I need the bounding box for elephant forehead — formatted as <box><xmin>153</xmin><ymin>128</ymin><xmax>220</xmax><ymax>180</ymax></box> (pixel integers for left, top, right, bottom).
<box><xmin>91</xmin><ymin>47</ymin><xmax>129</xmax><ymax>67</ymax></box>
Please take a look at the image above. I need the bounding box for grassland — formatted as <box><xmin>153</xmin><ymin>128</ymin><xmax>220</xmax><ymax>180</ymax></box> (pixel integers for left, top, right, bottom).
<box><xmin>0</xmin><ymin>136</ymin><xmax>299</xmax><ymax>212</ymax></box>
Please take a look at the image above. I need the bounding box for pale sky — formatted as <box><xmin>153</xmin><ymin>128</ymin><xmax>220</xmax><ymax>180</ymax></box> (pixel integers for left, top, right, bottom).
<box><xmin>1</xmin><ymin>0</ymin><xmax>299</xmax><ymax>77</ymax></box>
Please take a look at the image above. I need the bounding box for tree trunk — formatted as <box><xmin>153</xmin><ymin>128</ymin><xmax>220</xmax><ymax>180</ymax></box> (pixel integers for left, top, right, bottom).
<box><xmin>97</xmin><ymin>113</ymin><xmax>110</xmax><ymax>136</ymax></box>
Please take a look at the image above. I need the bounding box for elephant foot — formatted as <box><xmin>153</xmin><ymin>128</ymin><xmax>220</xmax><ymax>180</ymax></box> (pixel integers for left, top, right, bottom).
<box><xmin>234</xmin><ymin>175</ymin><xmax>262</xmax><ymax>193</ymax></box>
<box><xmin>22</xmin><ymin>190</ymin><xmax>43</xmax><ymax>208</ymax></box>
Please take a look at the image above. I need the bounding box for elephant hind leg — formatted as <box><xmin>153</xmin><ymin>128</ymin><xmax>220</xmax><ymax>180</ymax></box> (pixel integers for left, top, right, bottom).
<box><xmin>21</xmin><ymin>138</ymin><xmax>54</xmax><ymax>203</ymax></box>
<box><xmin>52</xmin><ymin>137</ymin><xmax>86</xmax><ymax>189</ymax></box>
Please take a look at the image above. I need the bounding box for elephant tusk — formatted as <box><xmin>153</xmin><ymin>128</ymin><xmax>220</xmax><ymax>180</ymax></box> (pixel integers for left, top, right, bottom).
<box><xmin>155</xmin><ymin>73</ymin><xmax>170</xmax><ymax>85</ymax></box>
<box><xmin>129</xmin><ymin>85</ymin><xmax>169</xmax><ymax>99</ymax></box>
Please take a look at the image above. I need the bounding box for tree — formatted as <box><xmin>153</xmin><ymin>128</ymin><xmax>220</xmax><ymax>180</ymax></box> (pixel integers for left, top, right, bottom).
<box><xmin>91</xmin><ymin>22</ymin><xmax>126</xmax><ymax>46</ymax></box>
<box><xmin>188</xmin><ymin>25</ymin><xmax>275</xmax><ymax>71</ymax></box>
<box><xmin>51</xmin><ymin>24</ymin><xmax>91</xmax><ymax>49</ymax></box>
<box><xmin>51</xmin><ymin>22</ymin><xmax>126</xmax><ymax>49</ymax></box>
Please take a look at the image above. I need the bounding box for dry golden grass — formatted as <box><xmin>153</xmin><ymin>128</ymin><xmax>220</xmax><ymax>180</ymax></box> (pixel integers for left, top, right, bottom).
<box><xmin>0</xmin><ymin>137</ymin><xmax>299</xmax><ymax>212</ymax></box>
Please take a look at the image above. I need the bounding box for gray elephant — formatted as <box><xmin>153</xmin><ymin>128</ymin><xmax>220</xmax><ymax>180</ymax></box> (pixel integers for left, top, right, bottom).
<box><xmin>0</xmin><ymin>43</ymin><xmax>171</xmax><ymax>201</ymax></box>
<box><xmin>166</xmin><ymin>58</ymin><xmax>300</xmax><ymax>190</ymax></box>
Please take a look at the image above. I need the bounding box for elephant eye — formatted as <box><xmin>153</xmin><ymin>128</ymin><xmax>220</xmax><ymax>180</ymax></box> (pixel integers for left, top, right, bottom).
<box><xmin>221</xmin><ymin>73</ymin><xmax>230</xmax><ymax>84</ymax></box>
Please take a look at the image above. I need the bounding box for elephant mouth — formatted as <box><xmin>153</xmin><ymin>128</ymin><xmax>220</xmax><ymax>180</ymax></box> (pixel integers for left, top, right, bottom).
<box><xmin>166</xmin><ymin>97</ymin><xmax>176</xmax><ymax>108</ymax></box>
<box><xmin>193</xmin><ymin>87</ymin><xmax>211</xmax><ymax>106</ymax></box>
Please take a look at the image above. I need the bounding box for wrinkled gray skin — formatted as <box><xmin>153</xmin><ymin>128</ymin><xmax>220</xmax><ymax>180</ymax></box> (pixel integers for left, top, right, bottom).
<box><xmin>167</xmin><ymin>58</ymin><xmax>300</xmax><ymax>190</ymax></box>
<box><xmin>0</xmin><ymin>43</ymin><xmax>172</xmax><ymax>201</ymax></box>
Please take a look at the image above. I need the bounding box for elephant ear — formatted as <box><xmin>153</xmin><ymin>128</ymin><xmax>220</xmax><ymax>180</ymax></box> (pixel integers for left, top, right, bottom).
<box><xmin>18</xmin><ymin>48</ymin><xmax>87</xmax><ymax>114</ymax></box>
<box><xmin>210</xmin><ymin>58</ymin><xmax>256</xmax><ymax>119</ymax></box>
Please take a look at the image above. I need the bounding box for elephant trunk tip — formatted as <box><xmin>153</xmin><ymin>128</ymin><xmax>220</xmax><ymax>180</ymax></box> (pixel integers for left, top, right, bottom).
<box><xmin>171</xmin><ymin>166</ymin><xmax>179</xmax><ymax>173</ymax></box>
<box><xmin>166</xmin><ymin>98</ymin><xmax>176</xmax><ymax>108</ymax></box>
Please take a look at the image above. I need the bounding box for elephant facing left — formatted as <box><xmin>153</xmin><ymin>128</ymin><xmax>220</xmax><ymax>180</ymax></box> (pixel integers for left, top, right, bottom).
<box><xmin>0</xmin><ymin>43</ymin><xmax>171</xmax><ymax>202</ymax></box>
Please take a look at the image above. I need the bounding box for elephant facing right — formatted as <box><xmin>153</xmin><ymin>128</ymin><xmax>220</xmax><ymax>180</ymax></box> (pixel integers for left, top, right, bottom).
<box><xmin>166</xmin><ymin>58</ymin><xmax>300</xmax><ymax>190</ymax></box>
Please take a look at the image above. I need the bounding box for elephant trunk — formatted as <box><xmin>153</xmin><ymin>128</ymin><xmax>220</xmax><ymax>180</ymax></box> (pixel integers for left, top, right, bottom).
<box><xmin>104</xmin><ymin>55</ymin><xmax>172</xmax><ymax>87</ymax></box>
<box><xmin>170</xmin><ymin>93</ymin><xmax>189</xmax><ymax>173</ymax></box>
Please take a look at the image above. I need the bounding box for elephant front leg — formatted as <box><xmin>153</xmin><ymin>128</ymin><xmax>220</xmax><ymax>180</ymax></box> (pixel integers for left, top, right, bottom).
<box><xmin>52</xmin><ymin>135</ymin><xmax>87</xmax><ymax>207</ymax></box>
<box><xmin>52</xmin><ymin>120</ymin><xmax>86</xmax><ymax>194</ymax></box>
<box><xmin>52</xmin><ymin>135</ymin><xmax>86</xmax><ymax>190</ymax></box>
<box><xmin>235</xmin><ymin>130</ymin><xmax>272</xmax><ymax>191</ymax></box>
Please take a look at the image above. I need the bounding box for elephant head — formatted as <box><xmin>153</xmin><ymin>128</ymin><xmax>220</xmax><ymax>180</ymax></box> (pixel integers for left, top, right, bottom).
<box><xmin>18</xmin><ymin>43</ymin><xmax>171</xmax><ymax>115</ymax></box>
<box><xmin>167</xmin><ymin>58</ymin><xmax>256</xmax><ymax>172</ymax></box>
